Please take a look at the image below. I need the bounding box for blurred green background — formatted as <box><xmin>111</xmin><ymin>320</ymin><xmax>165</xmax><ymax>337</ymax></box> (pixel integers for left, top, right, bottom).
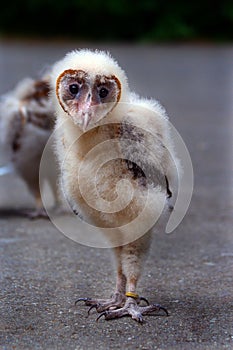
<box><xmin>0</xmin><ymin>0</ymin><xmax>233</xmax><ymax>41</ymax></box>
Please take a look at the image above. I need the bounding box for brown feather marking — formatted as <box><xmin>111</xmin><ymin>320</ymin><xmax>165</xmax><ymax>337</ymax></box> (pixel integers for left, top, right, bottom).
<box><xmin>27</xmin><ymin>111</ymin><xmax>54</xmax><ymax>130</ymax></box>
<box><xmin>110</xmin><ymin>75</ymin><xmax>121</xmax><ymax>103</ymax></box>
<box><xmin>12</xmin><ymin>133</ymin><xmax>21</xmax><ymax>152</ymax></box>
<box><xmin>12</xmin><ymin>113</ymin><xmax>25</xmax><ymax>152</ymax></box>
<box><xmin>18</xmin><ymin>79</ymin><xmax>55</xmax><ymax>130</ymax></box>
<box><xmin>22</xmin><ymin>80</ymin><xmax>50</xmax><ymax>103</ymax></box>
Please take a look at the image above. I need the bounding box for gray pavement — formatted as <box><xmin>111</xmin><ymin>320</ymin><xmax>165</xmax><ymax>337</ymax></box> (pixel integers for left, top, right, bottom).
<box><xmin>0</xmin><ymin>41</ymin><xmax>233</xmax><ymax>349</ymax></box>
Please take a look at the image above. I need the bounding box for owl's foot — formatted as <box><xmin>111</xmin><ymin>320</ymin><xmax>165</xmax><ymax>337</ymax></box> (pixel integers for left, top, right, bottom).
<box><xmin>96</xmin><ymin>297</ymin><xmax>168</xmax><ymax>323</ymax></box>
<box><xmin>75</xmin><ymin>292</ymin><xmax>126</xmax><ymax>313</ymax></box>
<box><xmin>21</xmin><ymin>208</ymin><xmax>48</xmax><ymax>219</ymax></box>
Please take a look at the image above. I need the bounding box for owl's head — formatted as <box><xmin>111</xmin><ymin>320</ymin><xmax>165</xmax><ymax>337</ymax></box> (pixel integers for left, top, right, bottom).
<box><xmin>52</xmin><ymin>49</ymin><xmax>128</xmax><ymax>131</ymax></box>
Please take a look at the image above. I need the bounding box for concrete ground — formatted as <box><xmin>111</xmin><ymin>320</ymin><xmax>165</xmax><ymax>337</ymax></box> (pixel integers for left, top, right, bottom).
<box><xmin>0</xmin><ymin>41</ymin><xmax>233</xmax><ymax>350</ymax></box>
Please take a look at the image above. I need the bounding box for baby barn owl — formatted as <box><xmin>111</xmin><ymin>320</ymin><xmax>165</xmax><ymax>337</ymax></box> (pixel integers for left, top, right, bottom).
<box><xmin>0</xmin><ymin>77</ymin><xmax>56</xmax><ymax>218</ymax></box>
<box><xmin>51</xmin><ymin>49</ymin><xmax>177</xmax><ymax>322</ymax></box>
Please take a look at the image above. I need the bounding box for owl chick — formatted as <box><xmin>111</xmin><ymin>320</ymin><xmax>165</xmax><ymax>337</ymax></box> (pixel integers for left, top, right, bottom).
<box><xmin>51</xmin><ymin>49</ymin><xmax>178</xmax><ymax>322</ymax></box>
<box><xmin>0</xmin><ymin>76</ymin><xmax>56</xmax><ymax>218</ymax></box>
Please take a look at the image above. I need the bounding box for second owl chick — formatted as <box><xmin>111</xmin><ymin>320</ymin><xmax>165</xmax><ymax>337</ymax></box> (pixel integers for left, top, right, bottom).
<box><xmin>0</xmin><ymin>76</ymin><xmax>57</xmax><ymax>217</ymax></box>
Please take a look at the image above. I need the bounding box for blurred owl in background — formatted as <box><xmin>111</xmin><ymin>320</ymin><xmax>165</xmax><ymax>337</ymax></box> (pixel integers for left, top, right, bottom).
<box><xmin>0</xmin><ymin>76</ymin><xmax>57</xmax><ymax>218</ymax></box>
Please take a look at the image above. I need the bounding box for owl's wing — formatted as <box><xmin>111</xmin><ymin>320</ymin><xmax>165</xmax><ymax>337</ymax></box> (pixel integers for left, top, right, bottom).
<box><xmin>117</xmin><ymin>96</ymin><xmax>179</xmax><ymax>199</ymax></box>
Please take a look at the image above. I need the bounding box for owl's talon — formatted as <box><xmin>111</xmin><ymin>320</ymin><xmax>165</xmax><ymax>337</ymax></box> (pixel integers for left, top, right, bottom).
<box><xmin>74</xmin><ymin>292</ymin><xmax>126</xmax><ymax>312</ymax></box>
<box><xmin>96</xmin><ymin>311</ymin><xmax>108</xmax><ymax>322</ymax></box>
<box><xmin>88</xmin><ymin>304</ymin><xmax>98</xmax><ymax>315</ymax></box>
<box><xmin>155</xmin><ymin>304</ymin><xmax>169</xmax><ymax>316</ymax></box>
<box><xmin>139</xmin><ymin>296</ymin><xmax>150</xmax><ymax>305</ymax></box>
<box><xmin>138</xmin><ymin>315</ymin><xmax>143</xmax><ymax>323</ymax></box>
<box><xmin>75</xmin><ymin>297</ymin><xmax>91</xmax><ymax>305</ymax></box>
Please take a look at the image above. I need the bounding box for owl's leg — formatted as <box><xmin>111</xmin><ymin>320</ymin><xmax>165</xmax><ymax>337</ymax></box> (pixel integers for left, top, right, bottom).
<box><xmin>21</xmin><ymin>191</ymin><xmax>48</xmax><ymax>219</ymax></box>
<box><xmin>76</xmin><ymin>247</ymin><xmax>127</xmax><ymax>312</ymax></box>
<box><xmin>97</xmin><ymin>233</ymin><xmax>169</xmax><ymax>322</ymax></box>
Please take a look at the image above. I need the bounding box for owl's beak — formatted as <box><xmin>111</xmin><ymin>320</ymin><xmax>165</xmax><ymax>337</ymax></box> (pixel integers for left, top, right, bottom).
<box><xmin>80</xmin><ymin>112</ymin><xmax>91</xmax><ymax>131</ymax></box>
<box><xmin>79</xmin><ymin>94</ymin><xmax>92</xmax><ymax>131</ymax></box>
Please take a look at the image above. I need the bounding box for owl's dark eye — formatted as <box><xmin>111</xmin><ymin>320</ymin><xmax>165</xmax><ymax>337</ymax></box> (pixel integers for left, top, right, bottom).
<box><xmin>99</xmin><ymin>87</ymin><xmax>109</xmax><ymax>99</ymax></box>
<box><xmin>69</xmin><ymin>84</ymin><xmax>79</xmax><ymax>95</ymax></box>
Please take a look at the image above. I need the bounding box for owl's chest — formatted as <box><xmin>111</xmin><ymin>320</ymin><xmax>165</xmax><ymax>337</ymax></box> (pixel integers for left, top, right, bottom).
<box><xmin>62</xmin><ymin>124</ymin><xmax>146</xmax><ymax>205</ymax></box>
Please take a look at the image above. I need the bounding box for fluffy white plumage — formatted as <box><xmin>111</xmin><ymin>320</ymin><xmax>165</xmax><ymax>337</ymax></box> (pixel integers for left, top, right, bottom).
<box><xmin>51</xmin><ymin>49</ymin><xmax>178</xmax><ymax>322</ymax></box>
